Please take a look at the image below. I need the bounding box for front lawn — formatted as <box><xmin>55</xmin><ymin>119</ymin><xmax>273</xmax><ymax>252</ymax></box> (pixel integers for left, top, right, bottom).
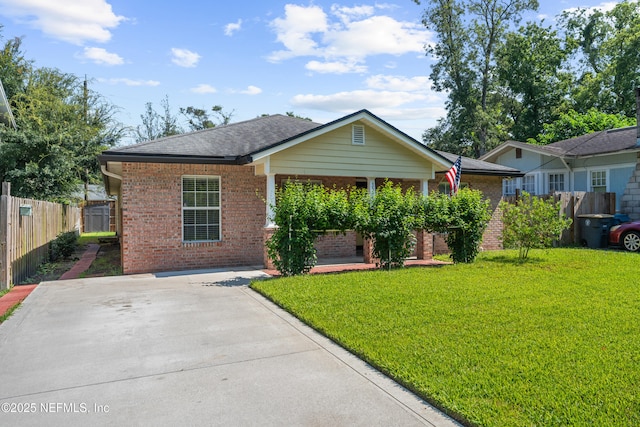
<box><xmin>251</xmin><ymin>248</ymin><xmax>640</xmax><ymax>426</ymax></box>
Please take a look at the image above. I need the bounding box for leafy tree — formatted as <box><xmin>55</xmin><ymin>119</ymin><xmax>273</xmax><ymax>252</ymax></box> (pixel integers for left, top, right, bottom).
<box><xmin>533</xmin><ymin>108</ymin><xmax>636</xmax><ymax>145</ymax></box>
<box><xmin>415</xmin><ymin>0</ymin><xmax>538</xmax><ymax>157</ymax></box>
<box><xmin>0</xmin><ymin>65</ymin><xmax>123</xmax><ymax>201</ymax></box>
<box><xmin>286</xmin><ymin>111</ymin><xmax>312</xmax><ymax>121</ymax></box>
<box><xmin>496</xmin><ymin>22</ymin><xmax>572</xmax><ymax>141</ymax></box>
<box><xmin>180</xmin><ymin>106</ymin><xmax>215</xmax><ymax>131</ymax></box>
<box><xmin>499</xmin><ymin>192</ymin><xmax>573</xmax><ymax>259</ymax></box>
<box><xmin>180</xmin><ymin>104</ymin><xmax>235</xmax><ymax>131</ymax></box>
<box><xmin>560</xmin><ymin>0</ymin><xmax>640</xmax><ymax>117</ymax></box>
<box><xmin>136</xmin><ymin>95</ymin><xmax>182</xmax><ymax>142</ymax></box>
<box><xmin>0</xmin><ymin>30</ymin><xmax>30</xmax><ymax>102</ymax></box>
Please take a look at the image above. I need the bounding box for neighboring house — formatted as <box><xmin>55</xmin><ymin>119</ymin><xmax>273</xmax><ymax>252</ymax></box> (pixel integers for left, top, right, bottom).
<box><xmin>0</xmin><ymin>78</ymin><xmax>17</xmax><ymax>131</ymax></box>
<box><xmin>100</xmin><ymin>110</ymin><xmax>522</xmax><ymax>274</ymax></box>
<box><xmin>481</xmin><ymin>124</ymin><xmax>640</xmax><ymax>218</ymax></box>
<box><xmin>71</xmin><ymin>184</ymin><xmax>116</xmax><ymax>233</ymax></box>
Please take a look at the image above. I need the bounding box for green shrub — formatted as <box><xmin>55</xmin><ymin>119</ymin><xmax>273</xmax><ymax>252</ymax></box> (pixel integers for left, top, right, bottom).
<box><xmin>353</xmin><ymin>181</ymin><xmax>422</xmax><ymax>269</ymax></box>
<box><xmin>266</xmin><ymin>182</ymin><xmax>355</xmax><ymax>276</ymax></box>
<box><xmin>49</xmin><ymin>231</ymin><xmax>78</xmax><ymax>261</ymax></box>
<box><xmin>445</xmin><ymin>188</ymin><xmax>492</xmax><ymax>263</ymax></box>
<box><xmin>499</xmin><ymin>192</ymin><xmax>573</xmax><ymax>259</ymax></box>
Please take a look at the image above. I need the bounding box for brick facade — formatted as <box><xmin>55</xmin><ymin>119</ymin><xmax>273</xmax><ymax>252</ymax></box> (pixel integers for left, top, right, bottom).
<box><xmin>120</xmin><ymin>162</ymin><xmax>267</xmax><ymax>274</ymax></box>
<box><xmin>119</xmin><ymin>167</ymin><xmax>505</xmax><ymax>274</ymax></box>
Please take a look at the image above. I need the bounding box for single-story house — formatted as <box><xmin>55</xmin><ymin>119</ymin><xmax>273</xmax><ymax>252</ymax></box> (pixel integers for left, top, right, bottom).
<box><xmin>480</xmin><ymin>124</ymin><xmax>640</xmax><ymax>218</ymax></box>
<box><xmin>100</xmin><ymin>110</ymin><xmax>522</xmax><ymax>274</ymax></box>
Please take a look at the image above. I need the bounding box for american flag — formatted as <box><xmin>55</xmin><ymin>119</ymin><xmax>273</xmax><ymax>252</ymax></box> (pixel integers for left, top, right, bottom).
<box><xmin>445</xmin><ymin>156</ymin><xmax>462</xmax><ymax>195</ymax></box>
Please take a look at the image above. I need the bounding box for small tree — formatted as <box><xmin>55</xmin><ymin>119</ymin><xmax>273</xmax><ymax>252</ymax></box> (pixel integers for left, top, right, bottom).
<box><xmin>499</xmin><ymin>192</ymin><xmax>573</xmax><ymax>259</ymax></box>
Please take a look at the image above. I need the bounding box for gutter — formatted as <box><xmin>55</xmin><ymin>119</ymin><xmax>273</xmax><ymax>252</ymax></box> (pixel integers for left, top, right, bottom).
<box><xmin>99</xmin><ymin>153</ymin><xmax>242</xmax><ymax>164</ymax></box>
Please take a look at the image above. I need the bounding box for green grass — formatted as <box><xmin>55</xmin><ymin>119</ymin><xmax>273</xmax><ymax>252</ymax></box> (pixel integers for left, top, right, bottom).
<box><xmin>78</xmin><ymin>231</ymin><xmax>116</xmax><ymax>246</ymax></box>
<box><xmin>0</xmin><ymin>302</ymin><xmax>20</xmax><ymax>324</ymax></box>
<box><xmin>251</xmin><ymin>248</ymin><xmax>640</xmax><ymax>427</ymax></box>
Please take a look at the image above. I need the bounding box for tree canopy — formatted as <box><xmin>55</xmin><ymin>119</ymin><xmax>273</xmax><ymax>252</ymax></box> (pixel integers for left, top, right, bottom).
<box><xmin>0</xmin><ymin>30</ymin><xmax>124</xmax><ymax>202</ymax></box>
<box><xmin>415</xmin><ymin>0</ymin><xmax>640</xmax><ymax>155</ymax></box>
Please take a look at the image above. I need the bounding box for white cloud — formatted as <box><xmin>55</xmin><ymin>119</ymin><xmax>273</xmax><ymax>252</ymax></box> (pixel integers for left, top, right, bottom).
<box><xmin>170</xmin><ymin>48</ymin><xmax>201</xmax><ymax>68</ymax></box>
<box><xmin>268</xmin><ymin>4</ymin><xmax>432</xmax><ymax>69</ymax></box>
<box><xmin>291</xmin><ymin>90</ymin><xmax>428</xmax><ymax>110</ymax></box>
<box><xmin>268</xmin><ymin>4</ymin><xmax>328</xmax><ymax>61</ymax></box>
<box><xmin>191</xmin><ymin>84</ymin><xmax>217</xmax><ymax>94</ymax></box>
<box><xmin>330</xmin><ymin>4</ymin><xmax>374</xmax><ymax>23</ymax></box>
<box><xmin>80</xmin><ymin>47</ymin><xmax>124</xmax><ymax>65</ymax></box>
<box><xmin>365</xmin><ymin>75</ymin><xmax>430</xmax><ymax>92</ymax></box>
<box><xmin>98</xmin><ymin>78</ymin><xmax>160</xmax><ymax>87</ymax></box>
<box><xmin>225</xmin><ymin>19</ymin><xmax>242</xmax><ymax>36</ymax></box>
<box><xmin>561</xmin><ymin>1</ymin><xmax>618</xmax><ymax>17</ymax></box>
<box><xmin>305</xmin><ymin>60</ymin><xmax>367</xmax><ymax>74</ymax></box>
<box><xmin>240</xmin><ymin>85</ymin><xmax>262</xmax><ymax>95</ymax></box>
<box><xmin>0</xmin><ymin>0</ymin><xmax>125</xmax><ymax>44</ymax></box>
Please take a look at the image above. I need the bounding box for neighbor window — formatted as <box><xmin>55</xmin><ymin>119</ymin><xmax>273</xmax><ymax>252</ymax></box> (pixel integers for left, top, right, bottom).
<box><xmin>548</xmin><ymin>173</ymin><xmax>565</xmax><ymax>193</ymax></box>
<box><xmin>182</xmin><ymin>176</ymin><xmax>220</xmax><ymax>241</ymax></box>
<box><xmin>503</xmin><ymin>178</ymin><xmax>517</xmax><ymax>196</ymax></box>
<box><xmin>439</xmin><ymin>182</ymin><xmax>468</xmax><ymax>195</ymax></box>
<box><xmin>522</xmin><ymin>175</ymin><xmax>536</xmax><ymax>195</ymax></box>
<box><xmin>590</xmin><ymin>170</ymin><xmax>607</xmax><ymax>193</ymax></box>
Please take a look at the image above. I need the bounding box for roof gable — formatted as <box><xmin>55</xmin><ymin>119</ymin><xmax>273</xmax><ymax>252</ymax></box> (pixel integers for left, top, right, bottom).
<box><xmin>250</xmin><ymin>109</ymin><xmax>451</xmax><ymax>169</ymax></box>
<box><xmin>482</xmin><ymin>126</ymin><xmax>639</xmax><ymax>162</ymax></box>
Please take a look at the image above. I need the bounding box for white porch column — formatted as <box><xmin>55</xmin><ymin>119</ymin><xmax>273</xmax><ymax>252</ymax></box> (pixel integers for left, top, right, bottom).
<box><xmin>367</xmin><ymin>177</ymin><xmax>376</xmax><ymax>196</ymax></box>
<box><xmin>266</xmin><ymin>173</ymin><xmax>276</xmax><ymax>227</ymax></box>
<box><xmin>421</xmin><ymin>179</ymin><xmax>429</xmax><ymax>196</ymax></box>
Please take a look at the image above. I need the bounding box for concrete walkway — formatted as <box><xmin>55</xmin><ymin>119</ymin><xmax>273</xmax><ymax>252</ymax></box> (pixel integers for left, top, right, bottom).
<box><xmin>0</xmin><ymin>269</ymin><xmax>460</xmax><ymax>427</ymax></box>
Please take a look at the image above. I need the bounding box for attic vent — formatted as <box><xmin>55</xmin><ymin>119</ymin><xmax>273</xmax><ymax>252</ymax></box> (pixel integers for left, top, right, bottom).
<box><xmin>352</xmin><ymin>125</ymin><xmax>365</xmax><ymax>145</ymax></box>
<box><xmin>515</xmin><ymin>148</ymin><xmax>522</xmax><ymax>159</ymax></box>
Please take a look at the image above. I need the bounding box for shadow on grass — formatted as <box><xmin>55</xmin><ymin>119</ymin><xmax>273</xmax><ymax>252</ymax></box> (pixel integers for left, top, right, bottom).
<box><xmin>481</xmin><ymin>254</ymin><xmax>545</xmax><ymax>266</ymax></box>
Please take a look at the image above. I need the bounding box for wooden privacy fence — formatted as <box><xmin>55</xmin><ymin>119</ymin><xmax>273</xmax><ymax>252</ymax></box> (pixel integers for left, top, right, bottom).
<box><xmin>503</xmin><ymin>191</ymin><xmax>616</xmax><ymax>245</ymax></box>
<box><xmin>0</xmin><ymin>182</ymin><xmax>81</xmax><ymax>290</ymax></box>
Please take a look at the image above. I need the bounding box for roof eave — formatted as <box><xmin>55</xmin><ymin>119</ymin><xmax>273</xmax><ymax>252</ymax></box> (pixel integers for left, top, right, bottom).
<box><xmin>99</xmin><ymin>152</ymin><xmax>247</xmax><ymax>165</ymax></box>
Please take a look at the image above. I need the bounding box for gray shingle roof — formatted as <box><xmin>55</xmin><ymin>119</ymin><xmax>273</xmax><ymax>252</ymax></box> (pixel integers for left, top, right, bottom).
<box><xmin>106</xmin><ymin>114</ymin><xmax>322</xmax><ymax>159</ymax></box>
<box><xmin>546</xmin><ymin>126</ymin><xmax>638</xmax><ymax>157</ymax></box>
<box><xmin>436</xmin><ymin>151</ymin><xmax>524</xmax><ymax>176</ymax></box>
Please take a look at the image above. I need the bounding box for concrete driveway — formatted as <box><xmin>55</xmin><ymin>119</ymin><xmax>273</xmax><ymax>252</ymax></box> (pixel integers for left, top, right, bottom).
<box><xmin>0</xmin><ymin>269</ymin><xmax>459</xmax><ymax>426</ymax></box>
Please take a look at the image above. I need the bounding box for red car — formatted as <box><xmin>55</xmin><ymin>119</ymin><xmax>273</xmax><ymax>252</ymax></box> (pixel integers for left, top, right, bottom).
<box><xmin>609</xmin><ymin>221</ymin><xmax>640</xmax><ymax>252</ymax></box>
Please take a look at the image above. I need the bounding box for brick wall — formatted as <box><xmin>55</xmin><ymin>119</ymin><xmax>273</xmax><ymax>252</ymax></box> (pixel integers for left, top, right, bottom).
<box><xmin>120</xmin><ymin>162</ymin><xmax>267</xmax><ymax>274</ymax></box>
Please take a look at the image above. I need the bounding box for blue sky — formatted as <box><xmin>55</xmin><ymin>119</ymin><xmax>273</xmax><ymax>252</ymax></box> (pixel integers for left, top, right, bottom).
<box><xmin>0</xmin><ymin>0</ymin><xmax>621</xmax><ymax>143</ymax></box>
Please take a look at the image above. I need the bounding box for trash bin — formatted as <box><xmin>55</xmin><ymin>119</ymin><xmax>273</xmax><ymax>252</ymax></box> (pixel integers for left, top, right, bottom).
<box><xmin>578</xmin><ymin>214</ymin><xmax>615</xmax><ymax>248</ymax></box>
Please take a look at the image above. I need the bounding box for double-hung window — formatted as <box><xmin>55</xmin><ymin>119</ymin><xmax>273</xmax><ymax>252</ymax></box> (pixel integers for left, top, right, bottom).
<box><xmin>182</xmin><ymin>176</ymin><xmax>220</xmax><ymax>241</ymax></box>
<box><xmin>503</xmin><ymin>178</ymin><xmax>517</xmax><ymax>196</ymax></box>
<box><xmin>590</xmin><ymin>170</ymin><xmax>607</xmax><ymax>193</ymax></box>
<box><xmin>548</xmin><ymin>173</ymin><xmax>565</xmax><ymax>193</ymax></box>
<box><xmin>522</xmin><ymin>175</ymin><xmax>536</xmax><ymax>195</ymax></box>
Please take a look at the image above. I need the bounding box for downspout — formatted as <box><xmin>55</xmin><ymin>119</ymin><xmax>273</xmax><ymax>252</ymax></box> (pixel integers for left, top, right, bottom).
<box><xmin>100</xmin><ymin>164</ymin><xmax>122</xmax><ymax>184</ymax></box>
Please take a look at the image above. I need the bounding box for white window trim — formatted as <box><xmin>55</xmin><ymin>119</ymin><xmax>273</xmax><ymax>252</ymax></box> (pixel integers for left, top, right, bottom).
<box><xmin>588</xmin><ymin>169</ymin><xmax>609</xmax><ymax>192</ymax></box>
<box><xmin>181</xmin><ymin>175</ymin><xmax>222</xmax><ymax>242</ymax></box>
<box><xmin>547</xmin><ymin>171</ymin><xmax>567</xmax><ymax>194</ymax></box>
